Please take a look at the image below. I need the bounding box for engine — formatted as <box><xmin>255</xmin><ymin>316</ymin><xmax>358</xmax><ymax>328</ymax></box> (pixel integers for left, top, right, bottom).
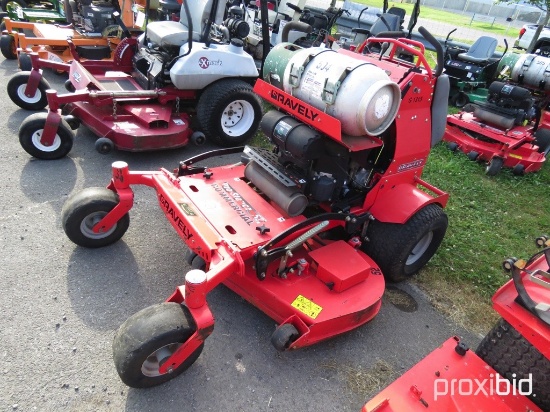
<box><xmin>243</xmin><ymin>44</ymin><xmax>401</xmax><ymax>217</ymax></box>
<box><xmin>71</xmin><ymin>0</ymin><xmax>118</xmax><ymax>34</ymax></box>
<box><xmin>473</xmin><ymin>81</ymin><xmax>536</xmax><ymax>129</ymax></box>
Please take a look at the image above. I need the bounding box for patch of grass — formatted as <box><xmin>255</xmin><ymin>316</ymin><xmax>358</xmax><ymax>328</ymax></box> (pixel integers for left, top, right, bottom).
<box><xmin>413</xmin><ymin>141</ymin><xmax>550</xmax><ymax>331</ymax></box>
<box><xmin>320</xmin><ymin>359</ymin><xmax>397</xmax><ymax>396</ymax></box>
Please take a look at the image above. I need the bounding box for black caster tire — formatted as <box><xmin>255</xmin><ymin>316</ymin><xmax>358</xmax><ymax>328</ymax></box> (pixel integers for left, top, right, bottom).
<box><xmin>362</xmin><ymin>204</ymin><xmax>448</xmax><ymax>282</ymax></box>
<box><xmin>197</xmin><ymin>79</ymin><xmax>262</xmax><ymax>147</ymax></box>
<box><xmin>64</xmin><ymin>79</ymin><xmax>76</xmax><ymax>93</ymax></box>
<box><xmin>271</xmin><ymin>323</ymin><xmax>299</xmax><ymax>352</ymax></box>
<box><xmin>536</xmin><ymin>235</ymin><xmax>549</xmax><ymax>248</ymax></box>
<box><xmin>7</xmin><ymin>71</ymin><xmax>51</xmax><ymax>110</ymax></box>
<box><xmin>476</xmin><ymin>318</ymin><xmax>550</xmax><ymax>411</ymax></box>
<box><xmin>447</xmin><ymin>142</ymin><xmax>458</xmax><ymax>152</ymax></box>
<box><xmin>113</xmin><ymin>302</ymin><xmax>203</xmax><ymax>388</ymax></box>
<box><xmin>502</xmin><ymin>257</ymin><xmax>517</xmax><ymax>272</ymax></box>
<box><xmin>512</xmin><ymin>164</ymin><xmax>525</xmax><ymax>176</ymax></box>
<box><xmin>191</xmin><ymin>255</ymin><xmax>206</xmax><ymax>270</ymax></box>
<box><xmin>95</xmin><ymin>137</ymin><xmax>114</xmax><ymax>154</ymax></box>
<box><xmin>18</xmin><ymin>52</ymin><xmax>31</xmax><ymax>71</ymax></box>
<box><xmin>19</xmin><ymin>112</ymin><xmax>74</xmax><ymax>159</ymax></box>
<box><xmin>61</xmin><ymin>187</ymin><xmax>129</xmax><ymax>248</ymax></box>
<box><xmin>486</xmin><ymin>157</ymin><xmax>503</xmax><ymax>176</ymax></box>
<box><xmin>467</xmin><ymin>150</ymin><xmax>479</xmax><ymax>161</ymax></box>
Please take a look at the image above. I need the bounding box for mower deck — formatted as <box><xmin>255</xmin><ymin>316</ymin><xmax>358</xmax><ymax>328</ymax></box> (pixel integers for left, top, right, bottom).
<box><xmin>444</xmin><ymin>112</ymin><xmax>546</xmax><ymax>172</ymax></box>
<box><xmin>154</xmin><ymin>161</ymin><xmax>385</xmax><ymax>347</ymax></box>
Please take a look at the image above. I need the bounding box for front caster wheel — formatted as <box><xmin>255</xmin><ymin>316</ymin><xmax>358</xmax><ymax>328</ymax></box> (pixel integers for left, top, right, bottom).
<box><xmin>502</xmin><ymin>257</ymin><xmax>517</xmax><ymax>272</ymax></box>
<box><xmin>19</xmin><ymin>112</ymin><xmax>74</xmax><ymax>159</ymax></box>
<box><xmin>95</xmin><ymin>137</ymin><xmax>114</xmax><ymax>154</ymax></box>
<box><xmin>447</xmin><ymin>142</ymin><xmax>458</xmax><ymax>152</ymax></box>
<box><xmin>486</xmin><ymin>156</ymin><xmax>503</xmax><ymax>176</ymax></box>
<box><xmin>467</xmin><ymin>150</ymin><xmax>479</xmax><ymax>161</ymax></box>
<box><xmin>197</xmin><ymin>79</ymin><xmax>262</xmax><ymax>147</ymax></box>
<box><xmin>271</xmin><ymin>323</ymin><xmax>299</xmax><ymax>352</ymax></box>
<box><xmin>7</xmin><ymin>72</ymin><xmax>51</xmax><ymax>110</ymax></box>
<box><xmin>362</xmin><ymin>204</ymin><xmax>448</xmax><ymax>282</ymax></box>
<box><xmin>61</xmin><ymin>187</ymin><xmax>130</xmax><ymax>248</ymax></box>
<box><xmin>18</xmin><ymin>52</ymin><xmax>31</xmax><ymax>71</ymax></box>
<box><xmin>113</xmin><ymin>302</ymin><xmax>203</xmax><ymax>388</ymax></box>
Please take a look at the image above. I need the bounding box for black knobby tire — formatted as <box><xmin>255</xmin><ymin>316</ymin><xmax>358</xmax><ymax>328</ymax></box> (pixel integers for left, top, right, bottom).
<box><xmin>113</xmin><ymin>302</ymin><xmax>203</xmax><ymax>388</ymax></box>
<box><xmin>0</xmin><ymin>34</ymin><xmax>16</xmax><ymax>59</ymax></box>
<box><xmin>196</xmin><ymin>79</ymin><xmax>262</xmax><ymax>147</ymax></box>
<box><xmin>7</xmin><ymin>71</ymin><xmax>50</xmax><ymax>110</ymax></box>
<box><xmin>534</xmin><ymin>128</ymin><xmax>550</xmax><ymax>156</ymax></box>
<box><xmin>61</xmin><ymin>187</ymin><xmax>130</xmax><ymax>248</ymax></box>
<box><xmin>19</xmin><ymin>112</ymin><xmax>74</xmax><ymax>159</ymax></box>
<box><xmin>1</xmin><ymin>0</ymin><xmax>27</xmax><ymax>10</ymax></box>
<box><xmin>271</xmin><ymin>323</ymin><xmax>299</xmax><ymax>352</ymax></box>
<box><xmin>362</xmin><ymin>204</ymin><xmax>448</xmax><ymax>282</ymax></box>
<box><xmin>476</xmin><ymin>318</ymin><xmax>550</xmax><ymax>411</ymax></box>
<box><xmin>486</xmin><ymin>157</ymin><xmax>503</xmax><ymax>176</ymax></box>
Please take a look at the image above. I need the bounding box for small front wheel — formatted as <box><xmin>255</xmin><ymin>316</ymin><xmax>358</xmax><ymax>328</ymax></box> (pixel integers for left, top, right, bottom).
<box><xmin>271</xmin><ymin>323</ymin><xmax>299</xmax><ymax>352</ymax></box>
<box><xmin>18</xmin><ymin>52</ymin><xmax>32</xmax><ymax>71</ymax></box>
<box><xmin>7</xmin><ymin>72</ymin><xmax>51</xmax><ymax>110</ymax></box>
<box><xmin>113</xmin><ymin>302</ymin><xmax>203</xmax><ymax>388</ymax></box>
<box><xmin>19</xmin><ymin>112</ymin><xmax>74</xmax><ymax>159</ymax></box>
<box><xmin>61</xmin><ymin>187</ymin><xmax>130</xmax><ymax>248</ymax></box>
<box><xmin>95</xmin><ymin>137</ymin><xmax>114</xmax><ymax>154</ymax></box>
<box><xmin>486</xmin><ymin>157</ymin><xmax>503</xmax><ymax>176</ymax></box>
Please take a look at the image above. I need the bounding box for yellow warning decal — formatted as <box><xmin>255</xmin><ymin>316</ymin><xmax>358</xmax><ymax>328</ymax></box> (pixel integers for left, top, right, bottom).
<box><xmin>291</xmin><ymin>295</ymin><xmax>323</xmax><ymax>319</ymax></box>
<box><xmin>509</xmin><ymin>154</ymin><xmax>523</xmax><ymax>159</ymax></box>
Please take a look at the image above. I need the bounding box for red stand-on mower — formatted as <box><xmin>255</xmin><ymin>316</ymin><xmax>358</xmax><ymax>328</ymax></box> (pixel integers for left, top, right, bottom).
<box><xmin>61</xmin><ymin>27</ymin><xmax>450</xmax><ymax>388</ymax></box>
<box><xmin>363</xmin><ymin>237</ymin><xmax>550</xmax><ymax>411</ymax></box>
<box><xmin>444</xmin><ymin>52</ymin><xmax>550</xmax><ymax>176</ymax></box>
<box><xmin>9</xmin><ymin>0</ymin><xmax>270</xmax><ymax>159</ymax></box>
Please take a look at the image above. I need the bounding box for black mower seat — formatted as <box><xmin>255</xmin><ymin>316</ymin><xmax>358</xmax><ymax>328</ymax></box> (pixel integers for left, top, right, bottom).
<box><xmin>457</xmin><ymin>36</ymin><xmax>497</xmax><ymax>64</ymax></box>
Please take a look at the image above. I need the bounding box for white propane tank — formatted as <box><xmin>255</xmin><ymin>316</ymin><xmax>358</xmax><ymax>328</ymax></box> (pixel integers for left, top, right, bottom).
<box><xmin>511</xmin><ymin>53</ymin><xmax>550</xmax><ymax>91</ymax></box>
<box><xmin>281</xmin><ymin>47</ymin><xmax>401</xmax><ymax>136</ymax></box>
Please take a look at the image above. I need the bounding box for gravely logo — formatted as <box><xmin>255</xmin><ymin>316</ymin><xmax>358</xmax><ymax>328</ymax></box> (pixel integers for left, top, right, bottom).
<box><xmin>159</xmin><ymin>193</ymin><xmax>194</xmax><ymax>240</ymax></box>
<box><xmin>270</xmin><ymin>90</ymin><xmax>319</xmax><ymax>121</ymax></box>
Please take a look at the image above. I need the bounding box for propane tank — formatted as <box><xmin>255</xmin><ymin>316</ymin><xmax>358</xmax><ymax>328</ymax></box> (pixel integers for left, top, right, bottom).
<box><xmin>262</xmin><ymin>43</ymin><xmax>401</xmax><ymax>137</ymax></box>
<box><xmin>510</xmin><ymin>53</ymin><xmax>550</xmax><ymax>91</ymax></box>
<box><xmin>496</xmin><ymin>52</ymin><xmax>522</xmax><ymax>77</ymax></box>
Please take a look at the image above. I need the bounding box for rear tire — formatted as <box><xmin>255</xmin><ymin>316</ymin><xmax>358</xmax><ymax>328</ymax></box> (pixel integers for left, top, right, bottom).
<box><xmin>196</xmin><ymin>79</ymin><xmax>262</xmax><ymax>147</ymax></box>
<box><xmin>0</xmin><ymin>34</ymin><xmax>16</xmax><ymax>59</ymax></box>
<box><xmin>362</xmin><ymin>204</ymin><xmax>448</xmax><ymax>282</ymax></box>
<box><xmin>7</xmin><ymin>71</ymin><xmax>51</xmax><ymax>110</ymax></box>
<box><xmin>113</xmin><ymin>302</ymin><xmax>203</xmax><ymax>388</ymax></box>
<box><xmin>61</xmin><ymin>187</ymin><xmax>130</xmax><ymax>248</ymax></box>
<box><xmin>19</xmin><ymin>112</ymin><xmax>74</xmax><ymax>159</ymax></box>
<box><xmin>476</xmin><ymin>318</ymin><xmax>550</xmax><ymax>411</ymax></box>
